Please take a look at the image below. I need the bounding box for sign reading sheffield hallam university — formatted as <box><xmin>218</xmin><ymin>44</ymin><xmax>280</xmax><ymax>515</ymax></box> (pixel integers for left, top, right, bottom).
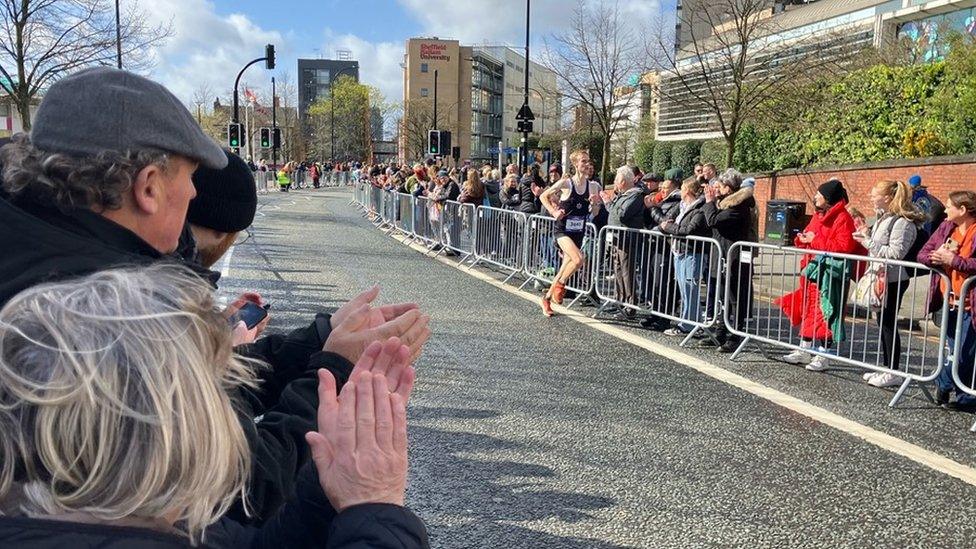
<box><xmin>420</xmin><ymin>43</ymin><xmax>451</xmax><ymax>62</ymax></box>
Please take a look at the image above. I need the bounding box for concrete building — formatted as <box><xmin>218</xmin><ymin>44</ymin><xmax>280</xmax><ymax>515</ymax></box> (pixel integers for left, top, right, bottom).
<box><xmin>297</xmin><ymin>58</ymin><xmax>359</xmax><ymax>127</ymax></box>
<box><xmin>401</xmin><ymin>37</ymin><xmax>559</xmax><ymax>164</ymax></box>
<box><xmin>659</xmin><ymin>0</ymin><xmax>975</xmax><ymax>141</ymax></box>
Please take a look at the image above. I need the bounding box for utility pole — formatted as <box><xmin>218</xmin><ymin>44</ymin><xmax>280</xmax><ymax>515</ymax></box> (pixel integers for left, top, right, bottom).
<box><xmin>522</xmin><ymin>0</ymin><xmax>531</xmax><ymax>172</ymax></box>
<box><xmin>272</xmin><ymin>76</ymin><xmax>278</xmax><ymax>170</ymax></box>
<box><xmin>115</xmin><ymin>0</ymin><xmax>122</xmax><ymax>69</ymax></box>
<box><xmin>432</xmin><ymin>69</ymin><xmax>438</xmax><ymax>131</ymax></box>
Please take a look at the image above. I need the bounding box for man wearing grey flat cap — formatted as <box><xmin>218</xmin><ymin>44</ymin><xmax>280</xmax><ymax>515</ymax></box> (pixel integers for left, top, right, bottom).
<box><xmin>0</xmin><ymin>66</ymin><xmax>226</xmax><ymax>304</ymax></box>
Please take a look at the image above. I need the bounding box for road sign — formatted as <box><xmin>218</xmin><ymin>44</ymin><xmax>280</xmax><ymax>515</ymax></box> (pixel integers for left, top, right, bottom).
<box><xmin>503</xmin><ymin>147</ymin><xmax>518</xmax><ymax>154</ymax></box>
<box><xmin>515</xmin><ymin>104</ymin><xmax>535</xmax><ymax>121</ymax></box>
<box><xmin>488</xmin><ymin>147</ymin><xmax>500</xmax><ymax>154</ymax></box>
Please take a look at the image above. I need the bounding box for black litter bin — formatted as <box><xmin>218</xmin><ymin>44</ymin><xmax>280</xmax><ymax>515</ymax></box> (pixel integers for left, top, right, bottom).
<box><xmin>764</xmin><ymin>200</ymin><xmax>807</xmax><ymax>246</ymax></box>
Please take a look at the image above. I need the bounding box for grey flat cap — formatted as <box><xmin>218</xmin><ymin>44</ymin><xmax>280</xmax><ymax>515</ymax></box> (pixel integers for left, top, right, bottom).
<box><xmin>31</xmin><ymin>67</ymin><xmax>227</xmax><ymax>170</ymax></box>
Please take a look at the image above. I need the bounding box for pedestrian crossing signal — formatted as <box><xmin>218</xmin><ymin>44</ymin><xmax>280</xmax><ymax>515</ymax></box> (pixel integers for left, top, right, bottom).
<box><xmin>428</xmin><ymin>130</ymin><xmax>440</xmax><ymax>155</ymax></box>
<box><xmin>227</xmin><ymin>123</ymin><xmax>243</xmax><ymax>148</ymax></box>
<box><xmin>259</xmin><ymin>127</ymin><xmax>271</xmax><ymax>148</ymax></box>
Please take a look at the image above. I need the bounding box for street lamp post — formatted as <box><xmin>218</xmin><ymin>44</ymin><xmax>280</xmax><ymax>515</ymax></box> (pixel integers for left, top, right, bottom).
<box><xmin>115</xmin><ymin>0</ymin><xmax>122</xmax><ymax>69</ymax></box>
<box><xmin>521</xmin><ymin>0</ymin><xmax>531</xmax><ymax>172</ymax></box>
<box><xmin>330</xmin><ymin>65</ymin><xmax>359</xmax><ymax>163</ymax></box>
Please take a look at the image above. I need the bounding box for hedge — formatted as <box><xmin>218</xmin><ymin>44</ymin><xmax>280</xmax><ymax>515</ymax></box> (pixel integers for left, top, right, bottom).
<box><xmin>651</xmin><ymin>141</ymin><xmax>672</xmax><ymax>175</ymax></box>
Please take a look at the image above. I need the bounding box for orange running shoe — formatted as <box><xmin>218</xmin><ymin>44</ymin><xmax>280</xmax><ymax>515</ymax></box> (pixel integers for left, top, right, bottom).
<box><xmin>551</xmin><ymin>281</ymin><xmax>567</xmax><ymax>305</ymax></box>
<box><xmin>541</xmin><ymin>295</ymin><xmax>554</xmax><ymax>317</ymax></box>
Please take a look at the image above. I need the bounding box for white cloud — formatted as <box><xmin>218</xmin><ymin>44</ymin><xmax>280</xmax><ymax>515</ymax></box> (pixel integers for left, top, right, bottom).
<box><xmin>396</xmin><ymin>0</ymin><xmax>667</xmax><ymax>48</ymax></box>
<box><xmin>142</xmin><ymin>0</ymin><xmax>286</xmax><ymax>104</ymax></box>
<box><xmin>316</xmin><ymin>31</ymin><xmax>405</xmax><ymax>105</ymax></box>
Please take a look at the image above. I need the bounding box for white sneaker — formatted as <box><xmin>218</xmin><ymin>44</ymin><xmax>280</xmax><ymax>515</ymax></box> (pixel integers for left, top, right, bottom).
<box><xmin>782</xmin><ymin>349</ymin><xmax>811</xmax><ymax>365</ymax></box>
<box><xmin>862</xmin><ymin>372</ymin><xmax>876</xmax><ymax>381</ymax></box>
<box><xmin>868</xmin><ymin>372</ymin><xmax>903</xmax><ymax>388</ymax></box>
<box><xmin>805</xmin><ymin>355</ymin><xmax>829</xmax><ymax>372</ymax></box>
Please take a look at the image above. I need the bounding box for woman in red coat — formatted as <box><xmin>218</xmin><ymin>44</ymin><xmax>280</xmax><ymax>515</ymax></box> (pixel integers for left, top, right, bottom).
<box><xmin>776</xmin><ymin>180</ymin><xmax>866</xmax><ymax>371</ymax></box>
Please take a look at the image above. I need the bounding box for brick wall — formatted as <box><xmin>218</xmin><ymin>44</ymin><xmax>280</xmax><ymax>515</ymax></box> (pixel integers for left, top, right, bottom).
<box><xmin>752</xmin><ymin>155</ymin><xmax>975</xmax><ymax>236</ymax></box>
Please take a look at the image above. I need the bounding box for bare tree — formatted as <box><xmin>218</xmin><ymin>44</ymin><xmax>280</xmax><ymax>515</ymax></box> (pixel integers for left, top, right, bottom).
<box><xmin>657</xmin><ymin>0</ymin><xmax>861</xmax><ymax>166</ymax></box>
<box><xmin>541</xmin><ymin>0</ymin><xmax>649</xmax><ymax>184</ymax></box>
<box><xmin>191</xmin><ymin>81</ymin><xmax>215</xmax><ymax>123</ymax></box>
<box><xmin>0</xmin><ymin>0</ymin><xmax>172</xmax><ymax>130</ymax></box>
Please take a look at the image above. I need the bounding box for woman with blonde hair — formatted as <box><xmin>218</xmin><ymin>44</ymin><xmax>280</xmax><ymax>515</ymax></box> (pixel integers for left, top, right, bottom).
<box><xmin>0</xmin><ymin>265</ymin><xmax>428</xmax><ymax>547</ymax></box>
<box><xmin>854</xmin><ymin>180</ymin><xmax>924</xmax><ymax>387</ymax></box>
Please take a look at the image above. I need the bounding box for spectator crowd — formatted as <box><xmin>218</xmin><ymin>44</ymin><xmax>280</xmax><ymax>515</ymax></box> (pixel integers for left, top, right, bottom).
<box><xmin>359</xmin><ymin>147</ymin><xmax>976</xmax><ymax>413</ymax></box>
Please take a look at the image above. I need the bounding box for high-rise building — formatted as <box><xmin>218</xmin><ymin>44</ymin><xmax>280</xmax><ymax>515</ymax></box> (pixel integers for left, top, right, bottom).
<box><xmin>297</xmin><ymin>58</ymin><xmax>359</xmax><ymax>127</ymax></box>
<box><xmin>401</xmin><ymin>37</ymin><xmax>559</xmax><ymax>164</ymax></box>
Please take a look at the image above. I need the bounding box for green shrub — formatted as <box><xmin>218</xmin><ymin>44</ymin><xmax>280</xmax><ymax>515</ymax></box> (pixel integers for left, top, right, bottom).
<box><xmin>634</xmin><ymin>137</ymin><xmax>655</xmax><ymax>173</ymax></box>
<box><xmin>651</xmin><ymin>141</ymin><xmax>672</xmax><ymax>175</ymax></box>
<box><xmin>699</xmin><ymin>140</ymin><xmax>728</xmax><ymax>171</ymax></box>
<box><xmin>670</xmin><ymin>140</ymin><xmax>703</xmax><ymax>177</ymax></box>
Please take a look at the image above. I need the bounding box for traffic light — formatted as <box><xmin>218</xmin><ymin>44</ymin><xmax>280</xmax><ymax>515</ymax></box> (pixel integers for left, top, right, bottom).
<box><xmin>265</xmin><ymin>44</ymin><xmax>276</xmax><ymax>70</ymax></box>
<box><xmin>259</xmin><ymin>127</ymin><xmax>271</xmax><ymax>148</ymax></box>
<box><xmin>428</xmin><ymin>130</ymin><xmax>440</xmax><ymax>155</ymax></box>
<box><xmin>272</xmin><ymin>128</ymin><xmax>282</xmax><ymax>149</ymax></box>
<box><xmin>227</xmin><ymin>123</ymin><xmax>243</xmax><ymax>148</ymax></box>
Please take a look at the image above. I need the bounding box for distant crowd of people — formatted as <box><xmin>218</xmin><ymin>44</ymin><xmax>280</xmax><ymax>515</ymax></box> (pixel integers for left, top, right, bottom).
<box><xmin>357</xmin><ymin>152</ymin><xmax>976</xmax><ymax>412</ymax></box>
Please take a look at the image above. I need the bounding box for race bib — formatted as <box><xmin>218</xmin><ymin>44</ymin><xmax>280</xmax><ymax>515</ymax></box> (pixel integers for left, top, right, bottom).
<box><xmin>566</xmin><ymin>217</ymin><xmax>585</xmax><ymax>232</ymax></box>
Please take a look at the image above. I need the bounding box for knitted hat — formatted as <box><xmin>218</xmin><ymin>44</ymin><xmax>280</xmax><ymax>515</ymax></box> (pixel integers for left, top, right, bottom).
<box><xmin>817</xmin><ymin>179</ymin><xmax>848</xmax><ymax>206</ymax></box>
<box><xmin>908</xmin><ymin>174</ymin><xmax>922</xmax><ymax>187</ymax></box>
<box><xmin>187</xmin><ymin>150</ymin><xmax>257</xmax><ymax>233</ymax></box>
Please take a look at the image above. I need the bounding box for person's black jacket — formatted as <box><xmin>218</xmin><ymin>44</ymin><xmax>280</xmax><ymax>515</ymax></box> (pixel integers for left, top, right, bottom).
<box><xmin>701</xmin><ymin>186</ymin><xmax>757</xmax><ymax>255</ymax></box>
<box><xmin>0</xmin><ymin>193</ymin><xmax>353</xmax><ymax>524</ymax></box>
<box><xmin>660</xmin><ymin>197</ymin><xmax>709</xmax><ymax>254</ymax></box>
<box><xmin>0</xmin><ymin>466</ymin><xmax>429</xmax><ymax>548</ymax></box>
<box><xmin>483</xmin><ymin>179</ymin><xmax>502</xmax><ymax>208</ymax></box>
<box><xmin>501</xmin><ymin>186</ymin><xmax>521</xmax><ymax>210</ymax></box>
<box><xmin>517</xmin><ymin>178</ymin><xmax>542</xmax><ymax>215</ymax></box>
<box><xmin>647</xmin><ymin>190</ymin><xmax>681</xmax><ymax>227</ymax></box>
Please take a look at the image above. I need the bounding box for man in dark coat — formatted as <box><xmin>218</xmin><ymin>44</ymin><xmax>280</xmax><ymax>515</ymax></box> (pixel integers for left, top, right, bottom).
<box><xmin>0</xmin><ymin>68</ymin><xmax>428</xmax><ymax>536</ymax></box>
<box><xmin>640</xmin><ymin>168</ymin><xmax>684</xmax><ymax>330</ymax></box>
<box><xmin>702</xmin><ymin>168</ymin><xmax>758</xmax><ymax>352</ymax></box>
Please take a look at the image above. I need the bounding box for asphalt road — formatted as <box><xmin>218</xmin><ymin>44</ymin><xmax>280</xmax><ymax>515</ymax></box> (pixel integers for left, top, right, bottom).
<box><xmin>218</xmin><ymin>187</ymin><xmax>976</xmax><ymax>548</ymax></box>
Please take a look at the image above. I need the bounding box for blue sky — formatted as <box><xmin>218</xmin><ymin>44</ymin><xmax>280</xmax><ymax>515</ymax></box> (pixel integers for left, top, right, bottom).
<box><xmin>143</xmin><ymin>0</ymin><xmax>674</xmax><ymax>106</ymax></box>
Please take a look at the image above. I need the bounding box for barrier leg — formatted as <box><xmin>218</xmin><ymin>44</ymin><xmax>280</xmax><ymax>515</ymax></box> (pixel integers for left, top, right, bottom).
<box><xmin>729</xmin><ymin>336</ymin><xmax>771</xmax><ymax>361</ymax></box>
<box><xmin>591</xmin><ymin>301</ymin><xmax>612</xmax><ymax>319</ymax></box>
<box><xmin>502</xmin><ymin>271</ymin><xmax>519</xmax><ymax>285</ymax></box>
<box><xmin>970</xmin><ymin>420</ymin><xmax>976</xmax><ymax>433</ymax></box>
<box><xmin>518</xmin><ymin>278</ymin><xmax>533</xmax><ymax>291</ymax></box>
<box><xmin>888</xmin><ymin>377</ymin><xmax>913</xmax><ymax>408</ymax></box>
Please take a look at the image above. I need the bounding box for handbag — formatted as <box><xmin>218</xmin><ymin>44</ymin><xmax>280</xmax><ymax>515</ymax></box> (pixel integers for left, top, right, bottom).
<box><xmin>851</xmin><ymin>265</ymin><xmax>887</xmax><ymax>310</ymax></box>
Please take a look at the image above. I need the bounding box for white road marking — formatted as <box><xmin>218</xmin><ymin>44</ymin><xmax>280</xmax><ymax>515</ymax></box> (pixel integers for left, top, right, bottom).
<box><xmin>395</xmin><ymin>235</ymin><xmax>976</xmax><ymax>488</ymax></box>
<box><xmin>220</xmin><ymin>245</ymin><xmax>235</xmax><ymax>278</ymax></box>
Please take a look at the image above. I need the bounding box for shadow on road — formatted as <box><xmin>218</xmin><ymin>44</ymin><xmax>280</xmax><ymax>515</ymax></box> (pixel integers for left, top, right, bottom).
<box><xmin>408</xmin><ymin>406</ymin><xmax>634</xmax><ymax>549</ymax></box>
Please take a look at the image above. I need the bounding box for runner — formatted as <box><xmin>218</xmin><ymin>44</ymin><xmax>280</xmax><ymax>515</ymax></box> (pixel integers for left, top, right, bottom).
<box><xmin>539</xmin><ymin>150</ymin><xmax>603</xmax><ymax>316</ymax></box>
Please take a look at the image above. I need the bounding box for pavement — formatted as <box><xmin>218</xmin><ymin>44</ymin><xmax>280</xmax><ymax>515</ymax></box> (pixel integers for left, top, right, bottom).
<box><xmin>219</xmin><ymin>187</ymin><xmax>976</xmax><ymax>548</ymax></box>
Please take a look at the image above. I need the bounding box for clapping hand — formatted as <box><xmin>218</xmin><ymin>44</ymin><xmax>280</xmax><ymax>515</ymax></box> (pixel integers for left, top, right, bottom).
<box><xmin>325</xmin><ymin>303</ymin><xmax>431</xmax><ymax>367</ymax></box>
<box><xmin>704</xmin><ymin>185</ymin><xmax>717</xmax><ymax>203</ymax></box>
<box><xmin>797</xmin><ymin>232</ymin><xmax>815</xmax><ymax>245</ymax></box>
<box><xmin>306</xmin><ymin>339</ymin><xmax>410</xmax><ymax>512</ymax></box>
<box><xmin>331</xmin><ymin>286</ymin><xmax>419</xmax><ymax>331</ymax></box>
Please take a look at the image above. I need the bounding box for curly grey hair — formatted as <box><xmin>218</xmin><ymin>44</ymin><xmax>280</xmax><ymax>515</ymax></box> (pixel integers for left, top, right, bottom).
<box><xmin>717</xmin><ymin>168</ymin><xmax>743</xmax><ymax>191</ymax></box>
<box><xmin>1</xmin><ymin>134</ymin><xmax>170</xmax><ymax>211</ymax></box>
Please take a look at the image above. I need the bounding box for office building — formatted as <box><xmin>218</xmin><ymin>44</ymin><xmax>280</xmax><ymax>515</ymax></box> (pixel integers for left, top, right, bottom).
<box><xmin>401</xmin><ymin>38</ymin><xmax>559</xmax><ymax>164</ymax></box>
<box><xmin>297</xmin><ymin>58</ymin><xmax>359</xmax><ymax>127</ymax></box>
<box><xmin>659</xmin><ymin>0</ymin><xmax>974</xmax><ymax>141</ymax></box>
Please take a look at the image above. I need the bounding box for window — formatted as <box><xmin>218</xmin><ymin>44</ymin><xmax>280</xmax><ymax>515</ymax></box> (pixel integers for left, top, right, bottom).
<box><xmin>420</xmin><ymin>88</ymin><xmax>429</xmax><ymax>97</ymax></box>
<box><xmin>421</xmin><ymin>63</ymin><xmax>428</xmax><ymax>73</ymax></box>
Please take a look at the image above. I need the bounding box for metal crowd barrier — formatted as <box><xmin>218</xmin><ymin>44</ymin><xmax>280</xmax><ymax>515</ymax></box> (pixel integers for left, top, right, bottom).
<box><xmin>724</xmin><ymin>241</ymin><xmax>951</xmax><ymax>407</ymax></box>
<box><xmin>592</xmin><ymin>226</ymin><xmax>724</xmax><ymax>346</ymax></box>
<box><xmin>952</xmin><ymin>276</ymin><xmax>976</xmax><ymax>431</ymax></box>
<box><xmin>438</xmin><ymin>201</ymin><xmax>476</xmax><ymax>261</ymax></box>
<box><xmin>412</xmin><ymin>195</ymin><xmax>441</xmax><ymax>248</ymax></box>
<box><xmin>394</xmin><ymin>193</ymin><xmax>415</xmax><ymax>236</ymax></box>
<box><xmin>367</xmin><ymin>185</ymin><xmax>384</xmax><ymax>223</ymax></box>
<box><xmin>379</xmin><ymin>189</ymin><xmax>397</xmax><ymax>230</ymax></box>
<box><xmin>471</xmin><ymin>206</ymin><xmax>528</xmax><ymax>283</ymax></box>
<box><xmin>518</xmin><ymin>214</ymin><xmax>597</xmax><ymax>308</ymax></box>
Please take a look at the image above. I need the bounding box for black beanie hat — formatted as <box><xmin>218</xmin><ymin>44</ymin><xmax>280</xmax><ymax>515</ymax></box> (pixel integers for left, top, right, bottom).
<box><xmin>188</xmin><ymin>150</ymin><xmax>257</xmax><ymax>233</ymax></box>
<box><xmin>817</xmin><ymin>179</ymin><xmax>848</xmax><ymax>206</ymax></box>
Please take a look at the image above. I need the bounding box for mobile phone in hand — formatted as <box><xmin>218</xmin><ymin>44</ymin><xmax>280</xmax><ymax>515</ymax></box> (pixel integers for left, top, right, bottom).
<box><xmin>230</xmin><ymin>301</ymin><xmax>269</xmax><ymax>330</ymax></box>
